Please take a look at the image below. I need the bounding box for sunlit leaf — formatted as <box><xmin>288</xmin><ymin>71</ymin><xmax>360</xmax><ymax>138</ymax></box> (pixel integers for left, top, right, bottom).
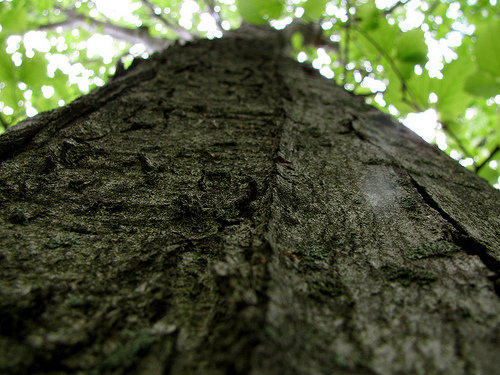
<box><xmin>19</xmin><ymin>53</ymin><xmax>48</xmax><ymax>88</ymax></box>
<box><xmin>0</xmin><ymin>54</ymin><xmax>16</xmax><ymax>81</ymax></box>
<box><xmin>395</xmin><ymin>61</ymin><xmax>415</xmax><ymax>79</ymax></box>
<box><xmin>291</xmin><ymin>32</ymin><xmax>303</xmax><ymax>50</ymax></box>
<box><xmin>237</xmin><ymin>0</ymin><xmax>283</xmax><ymax>24</ymax></box>
<box><xmin>0</xmin><ymin>84</ymin><xmax>20</xmax><ymax>109</ymax></box>
<box><xmin>302</xmin><ymin>0</ymin><xmax>328</xmax><ymax>21</ymax></box>
<box><xmin>395</xmin><ymin>29</ymin><xmax>427</xmax><ymax>65</ymax></box>
<box><xmin>474</xmin><ymin>22</ymin><xmax>500</xmax><ymax>77</ymax></box>
<box><xmin>431</xmin><ymin>57</ymin><xmax>474</xmax><ymax>121</ymax></box>
<box><xmin>357</xmin><ymin>3</ymin><xmax>381</xmax><ymax>31</ymax></box>
<box><xmin>355</xmin><ymin>19</ymin><xmax>399</xmax><ymax>57</ymax></box>
<box><xmin>35</xmin><ymin>0</ymin><xmax>53</xmax><ymax>12</ymax></box>
<box><xmin>0</xmin><ymin>4</ymin><xmax>28</xmax><ymax>33</ymax></box>
<box><xmin>406</xmin><ymin>72</ymin><xmax>436</xmax><ymax>110</ymax></box>
<box><xmin>383</xmin><ymin>71</ymin><xmax>415</xmax><ymax>116</ymax></box>
<box><xmin>464</xmin><ymin>70</ymin><xmax>500</xmax><ymax>98</ymax></box>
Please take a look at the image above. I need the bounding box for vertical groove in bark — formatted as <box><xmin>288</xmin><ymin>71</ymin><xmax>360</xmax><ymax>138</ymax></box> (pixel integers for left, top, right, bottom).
<box><xmin>0</xmin><ymin>27</ymin><xmax>499</xmax><ymax>375</ymax></box>
<box><xmin>0</xmin><ymin>30</ymin><xmax>290</xmax><ymax>375</ymax></box>
<box><xmin>254</xmin><ymin>59</ymin><xmax>500</xmax><ymax>374</ymax></box>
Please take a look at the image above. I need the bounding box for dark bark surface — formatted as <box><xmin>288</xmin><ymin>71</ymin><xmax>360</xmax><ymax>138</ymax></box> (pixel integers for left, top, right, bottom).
<box><xmin>1</xmin><ymin>27</ymin><xmax>499</xmax><ymax>375</ymax></box>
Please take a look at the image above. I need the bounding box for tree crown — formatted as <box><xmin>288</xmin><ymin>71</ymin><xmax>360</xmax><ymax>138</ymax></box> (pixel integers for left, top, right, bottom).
<box><xmin>0</xmin><ymin>0</ymin><xmax>498</xmax><ymax>185</ymax></box>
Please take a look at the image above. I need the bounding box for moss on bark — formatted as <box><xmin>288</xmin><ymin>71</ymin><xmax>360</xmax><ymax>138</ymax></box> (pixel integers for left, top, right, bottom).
<box><xmin>1</xmin><ymin>27</ymin><xmax>499</xmax><ymax>374</ymax></box>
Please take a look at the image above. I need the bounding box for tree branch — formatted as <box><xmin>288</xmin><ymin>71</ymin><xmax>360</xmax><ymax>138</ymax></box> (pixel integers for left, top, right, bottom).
<box><xmin>356</xmin><ymin>90</ymin><xmax>385</xmax><ymax>97</ymax></box>
<box><xmin>39</xmin><ymin>10</ymin><xmax>170</xmax><ymax>52</ymax></box>
<box><xmin>140</xmin><ymin>0</ymin><xmax>194</xmax><ymax>41</ymax></box>
<box><xmin>440</xmin><ymin>121</ymin><xmax>472</xmax><ymax>159</ymax></box>
<box><xmin>384</xmin><ymin>0</ymin><xmax>409</xmax><ymax>15</ymax></box>
<box><xmin>342</xmin><ymin>1</ymin><xmax>351</xmax><ymax>85</ymax></box>
<box><xmin>288</xmin><ymin>21</ymin><xmax>340</xmax><ymax>52</ymax></box>
<box><xmin>203</xmin><ymin>0</ymin><xmax>223</xmax><ymax>31</ymax></box>
<box><xmin>342</xmin><ymin>32</ymin><xmax>349</xmax><ymax>85</ymax></box>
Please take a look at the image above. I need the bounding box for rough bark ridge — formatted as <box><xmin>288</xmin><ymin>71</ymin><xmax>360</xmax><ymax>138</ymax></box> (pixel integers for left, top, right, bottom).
<box><xmin>0</xmin><ymin>27</ymin><xmax>499</xmax><ymax>374</ymax></box>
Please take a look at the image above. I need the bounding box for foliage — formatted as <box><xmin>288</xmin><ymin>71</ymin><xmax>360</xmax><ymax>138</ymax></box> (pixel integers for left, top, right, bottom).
<box><xmin>0</xmin><ymin>0</ymin><xmax>498</xmax><ymax>186</ymax></box>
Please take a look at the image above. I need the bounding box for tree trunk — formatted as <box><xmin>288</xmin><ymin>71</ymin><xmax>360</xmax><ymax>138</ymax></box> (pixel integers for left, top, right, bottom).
<box><xmin>1</xmin><ymin>27</ymin><xmax>499</xmax><ymax>375</ymax></box>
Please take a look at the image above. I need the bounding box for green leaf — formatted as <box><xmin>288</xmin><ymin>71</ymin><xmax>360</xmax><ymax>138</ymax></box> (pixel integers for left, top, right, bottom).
<box><xmin>291</xmin><ymin>32</ymin><xmax>304</xmax><ymax>50</ymax></box>
<box><xmin>0</xmin><ymin>84</ymin><xmax>20</xmax><ymax>109</ymax></box>
<box><xmin>432</xmin><ymin>58</ymin><xmax>474</xmax><ymax>121</ymax></box>
<box><xmin>474</xmin><ymin>23</ymin><xmax>500</xmax><ymax>77</ymax></box>
<box><xmin>395</xmin><ymin>29</ymin><xmax>427</xmax><ymax>65</ymax></box>
<box><xmin>237</xmin><ymin>0</ymin><xmax>266</xmax><ymax>24</ymax></box>
<box><xmin>478</xmin><ymin>152</ymin><xmax>500</xmax><ymax>186</ymax></box>
<box><xmin>302</xmin><ymin>0</ymin><xmax>328</xmax><ymax>21</ymax></box>
<box><xmin>18</xmin><ymin>53</ymin><xmax>48</xmax><ymax>88</ymax></box>
<box><xmin>0</xmin><ymin>5</ymin><xmax>28</xmax><ymax>33</ymax></box>
<box><xmin>357</xmin><ymin>3</ymin><xmax>381</xmax><ymax>31</ymax></box>
<box><xmin>464</xmin><ymin>70</ymin><xmax>500</xmax><ymax>98</ymax></box>
<box><xmin>406</xmin><ymin>72</ymin><xmax>436</xmax><ymax>110</ymax></box>
<box><xmin>260</xmin><ymin>0</ymin><xmax>284</xmax><ymax>18</ymax></box>
<box><xmin>395</xmin><ymin>61</ymin><xmax>415</xmax><ymax>80</ymax></box>
<box><xmin>383</xmin><ymin>71</ymin><xmax>415</xmax><ymax>116</ymax></box>
<box><xmin>35</xmin><ymin>0</ymin><xmax>53</xmax><ymax>12</ymax></box>
<box><xmin>0</xmin><ymin>54</ymin><xmax>16</xmax><ymax>81</ymax></box>
<box><xmin>355</xmin><ymin>19</ymin><xmax>399</xmax><ymax>57</ymax></box>
<box><xmin>237</xmin><ymin>0</ymin><xmax>283</xmax><ymax>24</ymax></box>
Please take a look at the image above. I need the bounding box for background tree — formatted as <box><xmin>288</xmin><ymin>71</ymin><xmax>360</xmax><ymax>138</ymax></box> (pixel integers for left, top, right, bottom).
<box><xmin>0</xmin><ymin>0</ymin><xmax>499</xmax><ymax>185</ymax></box>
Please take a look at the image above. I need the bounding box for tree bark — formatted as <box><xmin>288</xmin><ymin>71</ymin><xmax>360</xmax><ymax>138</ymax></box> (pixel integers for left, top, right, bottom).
<box><xmin>1</xmin><ymin>27</ymin><xmax>499</xmax><ymax>375</ymax></box>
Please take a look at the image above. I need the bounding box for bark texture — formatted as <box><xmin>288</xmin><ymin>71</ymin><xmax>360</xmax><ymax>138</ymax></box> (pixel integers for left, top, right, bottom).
<box><xmin>1</xmin><ymin>27</ymin><xmax>499</xmax><ymax>375</ymax></box>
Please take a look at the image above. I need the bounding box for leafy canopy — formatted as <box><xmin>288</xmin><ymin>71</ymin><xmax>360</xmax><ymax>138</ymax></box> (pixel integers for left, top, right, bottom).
<box><xmin>0</xmin><ymin>0</ymin><xmax>499</xmax><ymax>186</ymax></box>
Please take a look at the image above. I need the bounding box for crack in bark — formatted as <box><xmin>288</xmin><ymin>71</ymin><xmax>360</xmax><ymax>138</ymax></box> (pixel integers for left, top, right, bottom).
<box><xmin>344</xmin><ymin>117</ymin><xmax>368</xmax><ymax>142</ymax></box>
<box><xmin>343</xmin><ymin>112</ymin><xmax>500</xmax><ymax>298</ymax></box>
<box><xmin>237</xmin><ymin>55</ymin><xmax>298</xmax><ymax>373</ymax></box>
<box><xmin>409</xmin><ymin>174</ymin><xmax>500</xmax><ymax>296</ymax></box>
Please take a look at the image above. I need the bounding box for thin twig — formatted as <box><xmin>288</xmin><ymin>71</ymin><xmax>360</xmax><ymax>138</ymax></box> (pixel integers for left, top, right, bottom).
<box><xmin>140</xmin><ymin>0</ymin><xmax>193</xmax><ymax>41</ymax></box>
<box><xmin>352</xmin><ymin>25</ymin><xmax>422</xmax><ymax>112</ymax></box>
<box><xmin>384</xmin><ymin>0</ymin><xmax>409</xmax><ymax>15</ymax></box>
<box><xmin>440</xmin><ymin>121</ymin><xmax>472</xmax><ymax>159</ymax></box>
<box><xmin>203</xmin><ymin>0</ymin><xmax>223</xmax><ymax>31</ymax></box>
<box><xmin>343</xmin><ymin>30</ymin><xmax>350</xmax><ymax>85</ymax></box>
<box><xmin>356</xmin><ymin>90</ymin><xmax>385</xmax><ymax>97</ymax></box>
<box><xmin>39</xmin><ymin>10</ymin><xmax>169</xmax><ymax>52</ymax></box>
<box><xmin>342</xmin><ymin>1</ymin><xmax>350</xmax><ymax>85</ymax></box>
<box><xmin>288</xmin><ymin>20</ymin><xmax>340</xmax><ymax>52</ymax></box>
<box><xmin>475</xmin><ymin>145</ymin><xmax>499</xmax><ymax>172</ymax></box>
